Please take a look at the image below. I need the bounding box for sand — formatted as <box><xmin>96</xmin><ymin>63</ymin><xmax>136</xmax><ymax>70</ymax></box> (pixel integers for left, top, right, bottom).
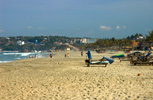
<box><xmin>0</xmin><ymin>51</ymin><xmax>153</xmax><ymax>100</ymax></box>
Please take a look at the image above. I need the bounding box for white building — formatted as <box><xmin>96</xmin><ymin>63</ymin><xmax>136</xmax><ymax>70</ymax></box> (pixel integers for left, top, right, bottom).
<box><xmin>136</xmin><ymin>36</ymin><xmax>144</xmax><ymax>40</ymax></box>
<box><xmin>17</xmin><ymin>41</ymin><xmax>25</xmax><ymax>45</ymax></box>
<box><xmin>80</xmin><ymin>38</ymin><xmax>87</xmax><ymax>43</ymax></box>
<box><xmin>80</xmin><ymin>38</ymin><xmax>97</xmax><ymax>44</ymax></box>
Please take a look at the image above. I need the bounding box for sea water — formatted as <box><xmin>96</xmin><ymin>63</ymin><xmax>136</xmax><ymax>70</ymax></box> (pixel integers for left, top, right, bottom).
<box><xmin>0</xmin><ymin>52</ymin><xmax>50</xmax><ymax>63</ymax></box>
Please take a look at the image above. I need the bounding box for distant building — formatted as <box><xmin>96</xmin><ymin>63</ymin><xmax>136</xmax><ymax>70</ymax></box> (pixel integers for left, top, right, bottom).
<box><xmin>80</xmin><ymin>38</ymin><xmax>97</xmax><ymax>44</ymax></box>
<box><xmin>72</xmin><ymin>39</ymin><xmax>80</xmax><ymax>44</ymax></box>
<box><xmin>136</xmin><ymin>36</ymin><xmax>144</xmax><ymax>40</ymax></box>
<box><xmin>17</xmin><ymin>41</ymin><xmax>25</xmax><ymax>45</ymax></box>
<box><xmin>54</xmin><ymin>42</ymin><xmax>62</xmax><ymax>45</ymax></box>
<box><xmin>5</xmin><ymin>37</ymin><xmax>10</xmax><ymax>40</ymax></box>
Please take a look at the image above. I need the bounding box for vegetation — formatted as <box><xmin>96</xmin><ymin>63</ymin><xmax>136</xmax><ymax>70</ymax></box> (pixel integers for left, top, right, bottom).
<box><xmin>84</xmin><ymin>33</ymin><xmax>146</xmax><ymax>50</ymax></box>
<box><xmin>0</xmin><ymin>36</ymin><xmax>76</xmax><ymax>52</ymax></box>
<box><xmin>0</xmin><ymin>31</ymin><xmax>153</xmax><ymax>52</ymax></box>
<box><xmin>146</xmin><ymin>30</ymin><xmax>153</xmax><ymax>43</ymax></box>
<box><xmin>126</xmin><ymin>33</ymin><xmax>143</xmax><ymax>40</ymax></box>
<box><xmin>83</xmin><ymin>38</ymin><xmax>131</xmax><ymax>50</ymax></box>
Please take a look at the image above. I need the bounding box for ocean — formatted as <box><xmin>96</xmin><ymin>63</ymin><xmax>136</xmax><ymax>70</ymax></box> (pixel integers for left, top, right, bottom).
<box><xmin>0</xmin><ymin>52</ymin><xmax>50</xmax><ymax>63</ymax></box>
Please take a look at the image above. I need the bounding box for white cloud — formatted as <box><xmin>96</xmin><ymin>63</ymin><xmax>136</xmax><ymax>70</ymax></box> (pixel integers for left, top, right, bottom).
<box><xmin>116</xmin><ymin>25</ymin><xmax>120</xmax><ymax>30</ymax></box>
<box><xmin>116</xmin><ymin>25</ymin><xmax>126</xmax><ymax>30</ymax></box>
<box><xmin>27</xmin><ymin>26</ymin><xmax>32</xmax><ymax>29</ymax></box>
<box><xmin>123</xmin><ymin>25</ymin><xmax>126</xmax><ymax>29</ymax></box>
<box><xmin>100</xmin><ymin>25</ymin><xmax>111</xmax><ymax>31</ymax></box>
<box><xmin>0</xmin><ymin>29</ymin><xmax>4</xmax><ymax>33</ymax></box>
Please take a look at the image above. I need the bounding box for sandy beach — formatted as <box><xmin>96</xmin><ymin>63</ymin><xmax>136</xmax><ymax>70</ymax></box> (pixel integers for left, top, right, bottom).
<box><xmin>0</xmin><ymin>51</ymin><xmax>153</xmax><ymax>100</ymax></box>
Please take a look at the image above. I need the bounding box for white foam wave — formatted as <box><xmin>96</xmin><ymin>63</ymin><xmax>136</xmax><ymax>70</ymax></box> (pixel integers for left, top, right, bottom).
<box><xmin>3</xmin><ymin>52</ymin><xmax>34</xmax><ymax>56</ymax></box>
<box><xmin>15</xmin><ymin>58</ymin><xmax>21</xmax><ymax>60</ymax></box>
<box><xmin>21</xmin><ymin>53</ymin><xmax>32</xmax><ymax>56</ymax></box>
<box><xmin>3</xmin><ymin>53</ymin><xmax>21</xmax><ymax>55</ymax></box>
<box><xmin>0</xmin><ymin>61</ymin><xmax>11</xmax><ymax>63</ymax></box>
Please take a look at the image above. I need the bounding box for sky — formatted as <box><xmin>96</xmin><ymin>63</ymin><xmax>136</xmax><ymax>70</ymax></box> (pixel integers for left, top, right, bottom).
<box><xmin>0</xmin><ymin>0</ymin><xmax>153</xmax><ymax>39</ymax></box>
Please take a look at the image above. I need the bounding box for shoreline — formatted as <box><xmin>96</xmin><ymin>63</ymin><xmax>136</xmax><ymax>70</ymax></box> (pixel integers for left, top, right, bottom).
<box><xmin>0</xmin><ymin>51</ymin><xmax>52</xmax><ymax>63</ymax></box>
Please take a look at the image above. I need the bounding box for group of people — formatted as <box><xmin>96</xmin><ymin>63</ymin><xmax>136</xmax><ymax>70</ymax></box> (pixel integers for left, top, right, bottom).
<box><xmin>65</xmin><ymin>51</ymin><xmax>84</xmax><ymax>58</ymax></box>
<box><xmin>28</xmin><ymin>51</ymin><xmax>84</xmax><ymax>59</ymax></box>
<box><xmin>28</xmin><ymin>51</ymin><xmax>85</xmax><ymax>59</ymax></box>
<box><xmin>29</xmin><ymin>54</ymin><xmax>38</xmax><ymax>58</ymax></box>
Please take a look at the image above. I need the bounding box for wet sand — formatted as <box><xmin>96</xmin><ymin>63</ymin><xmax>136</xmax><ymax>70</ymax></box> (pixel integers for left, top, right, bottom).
<box><xmin>0</xmin><ymin>51</ymin><xmax>153</xmax><ymax>100</ymax></box>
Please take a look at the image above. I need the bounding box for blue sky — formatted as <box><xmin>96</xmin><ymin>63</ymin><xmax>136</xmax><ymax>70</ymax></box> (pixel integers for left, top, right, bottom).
<box><xmin>0</xmin><ymin>0</ymin><xmax>153</xmax><ymax>38</ymax></box>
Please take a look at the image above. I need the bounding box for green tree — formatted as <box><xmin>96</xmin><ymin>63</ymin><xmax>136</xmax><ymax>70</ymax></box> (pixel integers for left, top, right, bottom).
<box><xmin>146</xmin><ymin>30</ymin><xmax>153</xmax><ymax>43</ymax></box>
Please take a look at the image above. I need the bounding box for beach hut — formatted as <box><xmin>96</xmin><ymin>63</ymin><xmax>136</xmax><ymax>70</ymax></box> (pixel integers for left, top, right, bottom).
<box><xmin>137</xmin><ymin>40</ymin><xmax>149</xmax><ymax>50</ymax></box>
<box><xmin>132</xmin><ymin>40</ymin><xmax>139</xmax><ymax>50</ymax></box>
<box><xmin>66</xmin><ymin>47</ymin><xmax>70</xmax><ymax>52</ymax></box>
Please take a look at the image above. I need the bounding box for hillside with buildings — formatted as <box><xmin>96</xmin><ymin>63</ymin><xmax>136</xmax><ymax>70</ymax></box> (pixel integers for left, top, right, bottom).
<box><xmin>0</xmin><ymin>31</ymin><xmax>153</xmax><ymax>52</ymax></box>
<box><xmin>0</xmin><ymin>36</ymin><xmax>97</xmax><ymax>52</ymax></box>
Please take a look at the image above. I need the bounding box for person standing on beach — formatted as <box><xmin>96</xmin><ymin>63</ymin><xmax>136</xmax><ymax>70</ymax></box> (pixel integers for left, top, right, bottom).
<box><xmin>81</xmin><ymin>51</ymin><xmax>83</xmax><ymax>56</ymax></box>
<box><xmin>67</xmin><ymin>53</ymin><xmax>69</xmax><ymax>57</ymax></box>
<box><xmin>50</xmin><ymin>54</ymin><xmax>53</xmax><ymax>58</ymax></box>
<box><xmin>35</xmin><ymin>54</ymin><xmax>38</xmax><ymax>58</ymax></box>
<box><xmin>29</xmin><ymin>55</ymin><xmax>31</xmax><ymax>58</ymax></box>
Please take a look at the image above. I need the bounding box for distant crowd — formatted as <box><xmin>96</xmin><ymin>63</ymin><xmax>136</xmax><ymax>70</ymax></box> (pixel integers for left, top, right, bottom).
<box><xmin>29</xmin><ymin>51</ymin><xmax>84</xmax><ymax>59</ymax></box>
